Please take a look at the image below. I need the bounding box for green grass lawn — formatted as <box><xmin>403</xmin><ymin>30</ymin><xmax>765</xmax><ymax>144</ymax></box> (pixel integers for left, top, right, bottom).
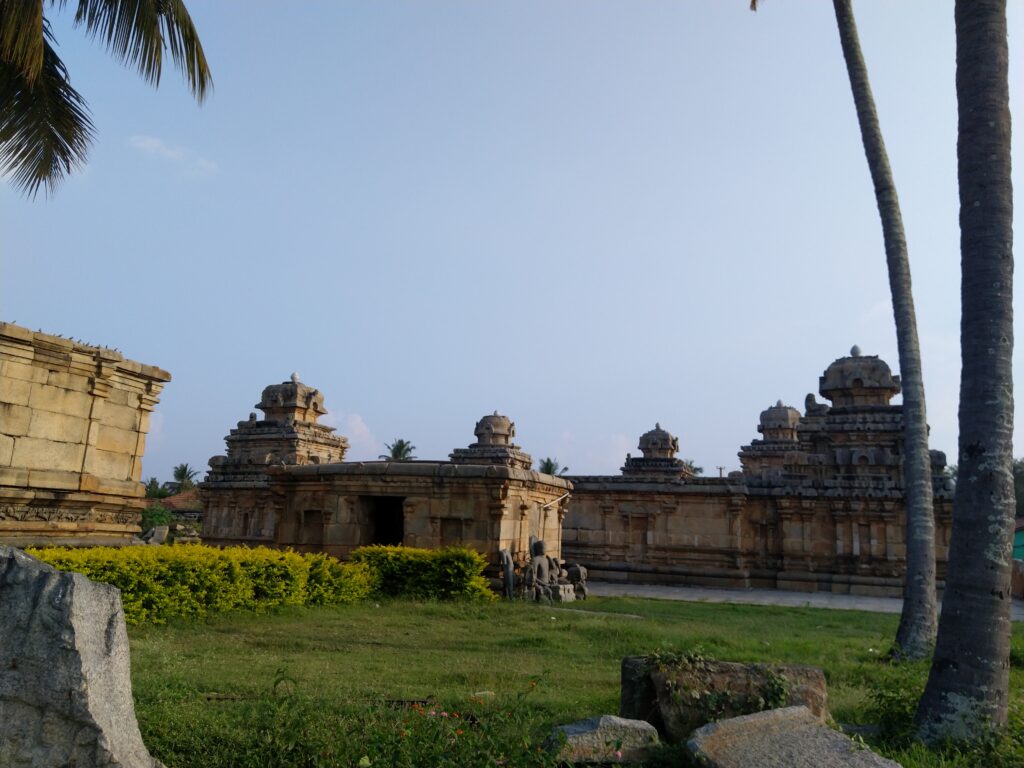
<box><xmin>128</xmin><ymin>596</ymin><xmax>1024</xmax><ymax>767</ymax></box>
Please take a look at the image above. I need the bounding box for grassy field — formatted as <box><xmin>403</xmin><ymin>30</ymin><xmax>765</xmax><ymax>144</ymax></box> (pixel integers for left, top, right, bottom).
<box><xmin>128</xmin><ymin>596</ymin><xmax>1024</xmax><ymax>767</ymax></box>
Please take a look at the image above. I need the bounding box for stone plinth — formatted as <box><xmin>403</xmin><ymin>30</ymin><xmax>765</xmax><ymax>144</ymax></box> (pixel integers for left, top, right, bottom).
<box><xmin>0</xmin><ymin>322</ymin><xmax>170</xmax><ymax>547</ymax></box>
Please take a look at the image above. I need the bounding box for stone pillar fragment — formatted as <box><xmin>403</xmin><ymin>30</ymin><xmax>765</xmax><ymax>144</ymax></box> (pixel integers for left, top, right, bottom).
<box><xmin>0</xmin><ymin>546</ymin><xmax>163</xmax><ymax>768</ymax></box>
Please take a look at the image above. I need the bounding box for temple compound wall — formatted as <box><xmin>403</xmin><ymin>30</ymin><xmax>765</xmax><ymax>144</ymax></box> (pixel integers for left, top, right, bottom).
<box><xmin>201</xmin><ymin>379</ymin><xmax>570</xmax><ymax>568</ymax></box>
<box><xmin>0</xmin><ymin>322</ymin><xmax>170</xmax><ymax>546</ymax></box>
<box><xmin>562</xmin><ymin>348</ymin><xmax>954</xmax><ymax>596</ymax></box>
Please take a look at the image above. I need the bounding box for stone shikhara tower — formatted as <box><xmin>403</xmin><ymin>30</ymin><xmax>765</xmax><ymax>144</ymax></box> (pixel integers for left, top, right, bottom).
<box><xmin>202</xmin><ymin>374</ymin><xmax>347</xmax><ymax>543</ymax></box>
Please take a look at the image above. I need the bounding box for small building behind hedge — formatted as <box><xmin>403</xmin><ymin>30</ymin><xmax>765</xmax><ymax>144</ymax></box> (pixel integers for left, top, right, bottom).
<box><xmin>201</xmin><ymin>379</ymin><xmax>571</xmax><ymax>569</ymax></box>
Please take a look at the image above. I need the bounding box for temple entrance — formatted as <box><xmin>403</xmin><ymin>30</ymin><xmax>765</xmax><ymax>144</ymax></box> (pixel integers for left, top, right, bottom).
<box><xmin>363</xmin><ymin>496</ymin><xmax>405</xmax><ymax>546</ymax></box>
<box><xmin>301</xmin><ymin>510</ymin><xmax>324</xmax><ymax>548</ymax></box>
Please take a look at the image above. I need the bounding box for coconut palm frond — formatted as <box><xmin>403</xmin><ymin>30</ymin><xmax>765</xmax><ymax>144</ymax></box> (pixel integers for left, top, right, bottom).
<box><xmin>0</xmin><ymin>0</ymin><xmax>45</xmax><ymax>83</ymax></box>
<box><xmin>158</xmin><ymin>0</ymin><xmax>211</xmax><ymax>101</ymax></box>
<box><xmin>0</xmin><ymin>29</ymin><xmax>94</xmax><ymax>197</ymax></box>
<box><xmin>380</xmin><ymin>439</ymin><xmax>416</xmax><ymax>461</ymax></box>
<box><xmin>73</xmin><ymin>0</ymin><xmax>211</xmax><ymax>102</ymax></box>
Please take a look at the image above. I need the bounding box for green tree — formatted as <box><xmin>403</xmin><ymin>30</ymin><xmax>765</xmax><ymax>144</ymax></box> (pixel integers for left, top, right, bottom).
<box><xmin>916</xmin><ymin>0</ymin><xmax>1015</xmax><ymax>742</ymax></box>
<box><xmin>144</xmin><ymin>476</ymin><xmax>169</xmax><ymax>499</ymax></box>
<box><xmin>681</xmin><ymin>459</ymin><xmax>703</xmax><ymax>476</ymax></box>
<box><xmin>141</xmin><ymin>502</ymin><xmax>174</xmax><ymax>531</ymax></box>
<box><xmin>0</xmin><ymin>0</ymin><xmax>211</xmax><ymax>197</ymax></box>
<box><xmin>380</xmin><ymin>439</ymin><xmax>416</xmax><ymax>461</ymax></box>
<box><xmin>537</xmin><ymin>457</ymin><xmax>568</xmax><ymax>475</ymax></box>
<box><xmin>752</xmin><ymin>0</ymin><xmax>937</xmax><ymax>659</ymax></box>
<box><xmin>172</xmin><ymin>462</ymin><xmax>199</xmax><ymax>491</ymax></box>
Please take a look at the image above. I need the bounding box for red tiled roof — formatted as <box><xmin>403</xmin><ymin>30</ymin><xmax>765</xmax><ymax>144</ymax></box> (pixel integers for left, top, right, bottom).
<box><xmin>161</xmin><ymin>488</ymin><xmax>202</xmax><ymax>511</ymax></box>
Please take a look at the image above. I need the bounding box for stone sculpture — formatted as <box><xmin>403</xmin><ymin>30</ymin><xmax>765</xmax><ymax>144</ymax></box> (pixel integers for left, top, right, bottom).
<box><xmin>568</xmin><ymin>563</ymin><xmax>589</xmax><ymax>599</ymax></box>
<box><xmin>527</xmin><ymin>539</ymin><xmax>553</xmax><ymax>602</ymax></box>
<box><xmin>0</xmin><ymin>546</ymin><xmax>163</xmax><ymax>768</ymax></box>
<box><xmin>499</xmin><ymin>548</ymin><xmax>515</xmax><ymax>599</ymax></box>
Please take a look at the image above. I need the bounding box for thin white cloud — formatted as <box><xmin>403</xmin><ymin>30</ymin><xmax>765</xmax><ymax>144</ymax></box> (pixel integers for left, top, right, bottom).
<box><xmin>128</xmin><ymin>134</ymin><xmax>219</xmax><ymax>178</ymax></box>
<box><xmin>860</xmin><ymin>298</ymin><xmax>891</xmax><ymax>323</ymax></box>
<box><xmin>320</xmin><ymin>412</ymin><xmax>382</xmax><ymax>461</ymax></box>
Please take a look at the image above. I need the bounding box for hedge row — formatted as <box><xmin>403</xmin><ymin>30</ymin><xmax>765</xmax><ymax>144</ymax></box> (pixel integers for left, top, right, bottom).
<box><xmin>351</xmin><ymin>545</ymin><xmax>495</xmax><ymax>602</ymax></box>
<box><xmin>28</xmin><ymin>543</ymin><xmax>494</xmax><ymax>625</ymax></box>
<box><xmin>28</xmin><ymin>545</ymin><xmax>375</xmax><ymax>625</ymax></box>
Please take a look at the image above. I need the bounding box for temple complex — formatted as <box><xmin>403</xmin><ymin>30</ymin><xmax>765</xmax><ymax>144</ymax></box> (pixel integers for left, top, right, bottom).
<box><xmin>0</xmin><ymin>322</ymin><xmax>170</xmax><ymax>546</ymax></box>
<box><xmin>200</xmin><ymin>347</ymin><xmax>953</xmax><ymax>596</ymax></box>
<box><xmin>202</xmin><ymin>395</ymin><xmax>571</xmax><ymax>566</ymax></box>
<box><xmin>561</xmin><ymin>347</ymin><xmax>954</xmax><ymax>596</ymax></box>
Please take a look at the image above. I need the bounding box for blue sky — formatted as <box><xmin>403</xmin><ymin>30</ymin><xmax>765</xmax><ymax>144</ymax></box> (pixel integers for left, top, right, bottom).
<box><xmin>2</xmin><ymin>1</ymin><xmax>1021</xmax><ymax>481</ymax></box>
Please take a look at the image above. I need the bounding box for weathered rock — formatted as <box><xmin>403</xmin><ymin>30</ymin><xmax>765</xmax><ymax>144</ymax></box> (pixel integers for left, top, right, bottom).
<box><xmin>170</xmin><ymin>522</ymin><xmax>201</xmax><ymax>545</ymax></box>
<box><xmin>547</xmin><ymin>715</ymin><xmax>660</xmax><ymax>764</ymax></box>
<box><xmin>621</xmin><ymin>654</ymin><xmax>827</xmax><ymax>743</ymax></box>
<box><xmin>0</xmin><ymin>546</ymin><xmax>163</xmax><ymax>767</ymax></box>
<box><xmin>142</xmin><ymin>525</ymin><xmax>169</xmax><ymax>545</ymax></box>
<box><xmin>620</xmin><ymin>656</ymin><xmax>665</xmax><ymax>734</ymax></box>
<box><xmin>687</xmin><ymin>706</ymin><xmax>902</xmax><ymax>768</ymax></box>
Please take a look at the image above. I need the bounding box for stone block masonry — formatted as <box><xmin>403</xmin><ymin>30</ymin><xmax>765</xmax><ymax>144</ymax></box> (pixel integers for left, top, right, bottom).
<box><xmin>0</xmin><ymin>322</ymin><xmax>170</xmax><ymax>547</ymax></box>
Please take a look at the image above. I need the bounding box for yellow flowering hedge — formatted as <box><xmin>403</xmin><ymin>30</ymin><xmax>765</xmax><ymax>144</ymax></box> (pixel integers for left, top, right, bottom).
<box><xmin>351</xmin><ymin>545</ymin><xmax>495</xmax><ymax>602</ymax></box>
<box><xmin>28</xmin><ymin>545</ymin><xmax>375</xmax><ymax>625</ymax></box>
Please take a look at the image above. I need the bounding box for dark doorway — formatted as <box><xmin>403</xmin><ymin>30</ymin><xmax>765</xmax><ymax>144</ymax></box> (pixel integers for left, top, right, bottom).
<box><xmin>363</xmin><ymin>496</ymin><xmax>405</xmax><ymax>546</ymax></box>
<box><xmin>301</xmin><ymin>510</ymin><xmax>324</xmax><ymax>548</ymax></box>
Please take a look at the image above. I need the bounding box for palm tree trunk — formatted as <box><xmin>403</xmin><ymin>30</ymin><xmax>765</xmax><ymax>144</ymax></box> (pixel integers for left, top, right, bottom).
<box><xmin>832</xmin><ymin>0</ymin><xmax>936</xmax><ymax>659</ymax></box>
<box><xmin>915</xmin><ymin>0</ymin><xmax>1014</xmax><ymax>742</ymax></box>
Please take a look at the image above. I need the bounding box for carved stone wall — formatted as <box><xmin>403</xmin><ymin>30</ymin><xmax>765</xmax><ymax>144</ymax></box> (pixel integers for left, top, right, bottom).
<box><xmin>260</xmin><ymin>461</ymin><xmax>571</xmax><ymax>567</ymax></box>
<box><xmin>562</xmin><ymin>349</ymin><xmax>955</xmax><ymax>597</ymax></box>
<box><xmin>0</xmin><ymin>322</ymin><xmax>170</xmax><ymax>546</ymax></box>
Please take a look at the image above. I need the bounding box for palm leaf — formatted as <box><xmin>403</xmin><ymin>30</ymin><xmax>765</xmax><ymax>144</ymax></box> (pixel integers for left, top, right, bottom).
<box><xmin>0</xmin><ymin>26</ymin><xmax>94</xmax><ymax>197</ymax></box>
<box><xmin>72</xmin><ymin>0</ymin><xmax>211</xmax><ymax>101</ymax></box>
<box><xmin>0</xmin><ymin>0</ymin><xmax>45</xmax><ymax>83</ymax></box>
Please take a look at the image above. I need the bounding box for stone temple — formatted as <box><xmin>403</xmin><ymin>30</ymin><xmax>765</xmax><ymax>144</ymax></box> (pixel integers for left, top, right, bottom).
<box><xmin>202</xmin><ymin>378</ymin><xmax>571</xmax><ymax>567</ymax></box>
<box><xmin>562</xmin><ymin>347</ymin><xmax>954</xmax><ymax>595</ymax></box>
<box><xmin>201</xmin><ymin>348</ymin><xmax>953</xmax><ymax>596</ymax></box>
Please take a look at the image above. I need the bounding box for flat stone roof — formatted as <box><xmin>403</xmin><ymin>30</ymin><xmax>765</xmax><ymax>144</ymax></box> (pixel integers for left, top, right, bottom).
<box><xmin>272</xmin><ymin>460</ymin><xmax>574</xmax><ymax>490</ymax></box>
<box><xmin>0</xmin><ymin>321</ymin><xmax>171</xmax><ymax>382</ymax></box>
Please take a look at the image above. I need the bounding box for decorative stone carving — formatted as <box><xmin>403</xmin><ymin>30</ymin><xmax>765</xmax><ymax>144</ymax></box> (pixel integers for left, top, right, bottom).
<box><xmin>449</xmin><ymin>411</ymin><xmax>534</xmax><ymax>470</ymax></box>
<box><xmin>621</xmin><ymin>423</ymin><xmax>692</xmax><ymax>480</ymax></box>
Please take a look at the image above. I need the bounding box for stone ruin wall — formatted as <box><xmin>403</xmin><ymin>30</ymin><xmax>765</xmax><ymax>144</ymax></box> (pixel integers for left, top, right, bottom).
<box><xmin>0</xmin><ymin>322</ymin><xmax>170</xmax><ymax>546</ymax></box>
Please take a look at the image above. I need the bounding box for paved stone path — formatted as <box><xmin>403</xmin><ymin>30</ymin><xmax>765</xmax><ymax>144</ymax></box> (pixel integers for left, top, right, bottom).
<box><xmin>588</xmin><ymin>581</ymin><xmax>1024</xmax><ymax>622</ymax></box>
